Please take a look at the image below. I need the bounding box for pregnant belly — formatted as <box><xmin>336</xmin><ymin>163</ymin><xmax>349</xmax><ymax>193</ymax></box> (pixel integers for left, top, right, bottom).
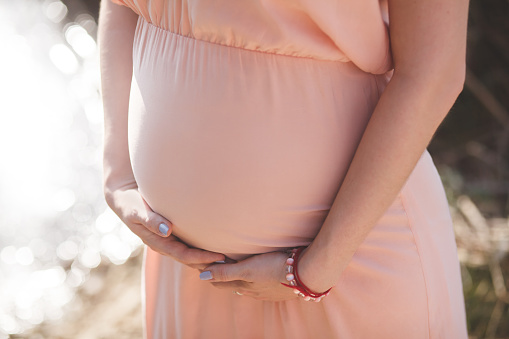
<box><xmin>127</xmin><ymin>22</ymin><xmax>383</xmax><ymax>258</ymax></box>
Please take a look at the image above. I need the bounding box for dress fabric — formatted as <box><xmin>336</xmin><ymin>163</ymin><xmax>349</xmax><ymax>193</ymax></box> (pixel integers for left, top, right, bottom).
<box><xmin>112</xmin><ymin>0</ymin><xmax>468</xmax><ymax>338</ymax></box>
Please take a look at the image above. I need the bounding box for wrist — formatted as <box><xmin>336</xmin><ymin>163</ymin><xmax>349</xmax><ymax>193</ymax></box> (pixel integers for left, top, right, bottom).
<box><xmin>297</xmin><ymin>245</ymin><xmax>343</xmax><ymax>294</ymax></box>
<box><xmin>280</xmin><ymin>247</ymin><xmax>333</xmax><ymax>302</ymax></box>
<box><xmin>103</xmin><ymin>181</ymin><xmax>138</xmax><ymax>209</ymax></box>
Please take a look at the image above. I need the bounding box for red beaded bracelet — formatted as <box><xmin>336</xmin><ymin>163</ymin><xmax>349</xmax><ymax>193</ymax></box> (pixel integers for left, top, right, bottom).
<box><xmin>280</xmin><ymin>247</ymin><xmax>332</xmax><ymax>302</ymax></box>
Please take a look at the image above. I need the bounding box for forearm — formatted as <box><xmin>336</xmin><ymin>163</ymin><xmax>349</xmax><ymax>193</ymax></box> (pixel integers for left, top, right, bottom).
<box><xmin>298</xmin><ymin>71</ymin><xmax>464</xmax><ymax>292</ymax></box>
<box><xmin>98</xmin><ymin>0</ymin><xmax>139</xmax><ymax>199</ymax></box>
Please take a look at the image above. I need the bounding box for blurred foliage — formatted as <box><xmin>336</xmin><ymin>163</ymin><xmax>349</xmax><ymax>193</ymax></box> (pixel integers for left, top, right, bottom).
<box><xmin>430</xmin><ymin>0</ymin><xmax>509</xmax><ymax>216</ymax></box>
<box><xmin>464</xmin><ymin>264</ymin><xmax>509</xmax><ymax>338</ymax></box>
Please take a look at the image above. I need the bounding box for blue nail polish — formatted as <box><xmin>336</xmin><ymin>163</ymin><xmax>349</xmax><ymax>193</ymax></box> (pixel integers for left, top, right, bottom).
<box><xmin>158</xmin><ymin>223</ymin><xmax>169</xmax><ymax>236</ymax></box>
<box><xmin>200</xmin><ymin>271</ymin><xmax>213</xmax><ymax>280</ymax></box>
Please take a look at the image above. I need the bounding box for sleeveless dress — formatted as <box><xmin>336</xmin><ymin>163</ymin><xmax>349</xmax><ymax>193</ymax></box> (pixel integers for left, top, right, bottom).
<box><xmin>110</xmin><ymin>0</ymin><xmax>468</xmax><ymax>338</ymax></box>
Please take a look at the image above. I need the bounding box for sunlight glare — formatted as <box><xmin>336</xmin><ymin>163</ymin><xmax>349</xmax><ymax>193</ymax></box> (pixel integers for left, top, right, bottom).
<box><xmin>52</xmin><ymin>188</ymin><xmax>76</xmax><ymax>212</ymax></box>
<box><xmin>0</xmin><ymin>246</ymin><xmax>17</xmax><ymax>265</ymax></box>
<box><xmin>65</xmin><ymin>24</ymin><xmax>96</xmax><ymax>58</ymax></box>
<box><xmin>49</xmin><ymin>43</ymin><xmax>78</xmax><ymax>74</ymax></box>
<box><xmin>56</xmin><ymin>240</ymin><xmax>79</xmax><ymax>261</ymax></box>
<box><xmin>15</xmin><ymin>247</ymin><xmax>34</xmax><ymax>266</ymax></box>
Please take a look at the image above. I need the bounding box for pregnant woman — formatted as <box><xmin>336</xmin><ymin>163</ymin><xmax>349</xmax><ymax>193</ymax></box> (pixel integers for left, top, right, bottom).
<box><xmin>99</xmin><ymin>0</ymin><xmax>469</xmax><ymax>337</ymax></box>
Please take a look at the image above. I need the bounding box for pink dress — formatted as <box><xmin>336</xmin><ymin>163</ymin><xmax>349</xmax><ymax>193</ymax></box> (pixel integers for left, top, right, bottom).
<box><xmin>111</xmin><ymin>0</ymin><xmax>468</xmax><ymax>337</ymax></box>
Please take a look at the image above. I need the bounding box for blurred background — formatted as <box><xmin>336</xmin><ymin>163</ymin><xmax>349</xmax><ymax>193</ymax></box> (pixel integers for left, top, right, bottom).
<box><xmin>0</xmin><ymin>0</ymin><xmax>507</xmax><ymax>338</ymax></box>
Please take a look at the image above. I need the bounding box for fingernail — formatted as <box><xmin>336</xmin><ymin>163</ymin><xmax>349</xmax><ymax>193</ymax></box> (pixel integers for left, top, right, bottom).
<box><xmin>199</xmin><ymin>271</ymin><xmax>213</xmax><ymax>280</ymax></box>
<box><xmin>158</xmin><ymin>223</ymin><xmax>169</xmax><ymax>236</ymax></box>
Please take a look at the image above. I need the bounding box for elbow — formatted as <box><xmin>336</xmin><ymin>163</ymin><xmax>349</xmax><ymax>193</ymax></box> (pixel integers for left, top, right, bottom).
<box><xmin>437</xmin><ymin>60</ymin><xmax>466</xmax><ymax>122</ymax></box>
<box><xmin>444</xmin><ymin>60</ymin><xmax>466</xmax><ymax>101</ymax></box>
<box><xmin>427</xmin><ymin>62</ymin><xmax>465</xmax><ymax>122</ymax></box>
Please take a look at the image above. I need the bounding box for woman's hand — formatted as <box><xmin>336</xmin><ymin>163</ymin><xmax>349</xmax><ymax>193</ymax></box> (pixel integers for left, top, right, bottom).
<box><xmin>199</xmin><ymin>251</ymin><xmax>301</xmax><ymax>301</ymax></box>
<box><xmin>106</xmin><ymin>187</ymin><xmax>225</xmax><ymax>270</ymax></box>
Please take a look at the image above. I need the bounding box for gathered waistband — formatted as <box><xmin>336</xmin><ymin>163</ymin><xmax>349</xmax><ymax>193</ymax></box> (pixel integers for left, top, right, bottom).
<box><xmin>135</xmin><ymin>15</ymin><xmax>353</xmax><ymax>63</ymax></box>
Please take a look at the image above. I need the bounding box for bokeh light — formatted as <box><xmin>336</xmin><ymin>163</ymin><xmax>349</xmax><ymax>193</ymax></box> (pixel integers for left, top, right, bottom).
<box><xmin>44</xmin><ymin>0</ymin><xmax>68</xmax><ymax>23</ymax></box>
<box><xmin>0</xmin><ymin>0</ymin><xmax>142</xmax><ymax>335</ymax></box>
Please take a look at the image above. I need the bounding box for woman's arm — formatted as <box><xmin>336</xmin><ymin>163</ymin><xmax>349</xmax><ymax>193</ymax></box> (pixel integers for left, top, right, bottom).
<box><xmin>98</xmin><ymin>0</ymin><xmax>225</xmax><ymax>268</ymax></box>
<box><xmin>297</xmin><ymin>0</ymin><xmax>470</xmax><ymax>292</ymax></box>
<box><xmin>200</xmin><ymin>0</ymin><xmax>469</xmax><ymax>298</ymax></box>
<box><xmin>99</xmin><ymin>0</ymin><xmax>138</xmax><ymax>197</ymax></box>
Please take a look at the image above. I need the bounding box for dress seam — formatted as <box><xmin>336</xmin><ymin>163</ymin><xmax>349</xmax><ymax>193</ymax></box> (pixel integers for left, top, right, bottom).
<box><xmin>137</xmin><ymin>15</ymin><xmax>346</xmax><ymax>64</ymax></box>
<box><xmin>399</xmin><ymin>188</ymin><xmax>432</xmax><ymax>339</ymax></box>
